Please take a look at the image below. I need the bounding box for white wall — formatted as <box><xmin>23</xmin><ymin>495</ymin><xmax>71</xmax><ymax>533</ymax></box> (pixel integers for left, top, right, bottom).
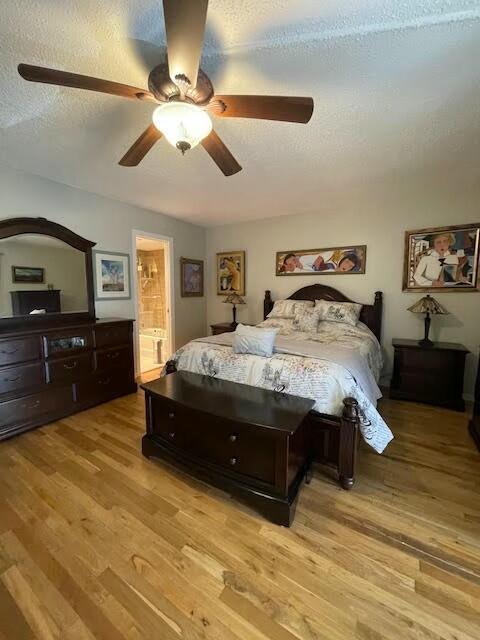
<box><xmin>0</xmin><ymin>166</ymin><xmax>207</xmax><ymax>354</ymax></box>
<box><xmin>206</xmin><ymin>177</ymin><xmax>480</xmax><ymax>399</ymax></box>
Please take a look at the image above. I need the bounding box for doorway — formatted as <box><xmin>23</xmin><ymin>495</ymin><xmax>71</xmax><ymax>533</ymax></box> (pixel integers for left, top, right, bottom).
<box><xmin>132</xmin><ymin>231</ymin><xmax>174</xmax><ymax>377</ymax></box>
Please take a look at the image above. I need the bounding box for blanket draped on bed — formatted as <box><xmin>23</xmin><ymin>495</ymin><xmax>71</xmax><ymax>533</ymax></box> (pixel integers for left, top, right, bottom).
<box><xmin>167</xmin><ymin>330</ymin><xmax>394</xmax><ymax>454</ymax></box>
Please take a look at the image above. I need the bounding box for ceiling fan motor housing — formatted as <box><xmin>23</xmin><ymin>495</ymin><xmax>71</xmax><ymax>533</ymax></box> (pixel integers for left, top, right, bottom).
<box><xmin>148</xmin><ymin>63</ymin><xmax>214</xmax><ymax>105</ymax></box>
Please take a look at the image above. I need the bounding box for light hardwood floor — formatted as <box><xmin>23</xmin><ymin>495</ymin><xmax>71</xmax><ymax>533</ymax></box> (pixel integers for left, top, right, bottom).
<box><xmin>0</xmin><ymin>389</ymin><xmax>479</xmax><ymax>640</ymax></box>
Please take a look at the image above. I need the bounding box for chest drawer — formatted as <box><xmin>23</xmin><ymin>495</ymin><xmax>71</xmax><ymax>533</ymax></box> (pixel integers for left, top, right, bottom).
<box><xmin>397</xmin><ymin>347</ymin><xmax>458</xmax><ymax>372</ymax></box>
<box><xmin>0</xmin><ymin>337</ymin><xmax>41</xmax><ymax>367</ymax></box>
<box><xmin>96</xmin><ymin>345</ymin><xmax>132</xmax><ymax>372</ymax></box>
<box><xmin>0</xmin><ymin>362</ymin><xmax>45</xmax><ymax>396</ymax></box>
<box><xmin>151</xmin><ymin>397</ymin><xmax>277</xmax><ymax>485</ymax></box>
<box><xmin>44</xmin><ymin>330</ymin><xmax>92</xmax><ymax>358</ymax></box>
<box><xmin>95</xmin><ymin>324</ymin><xmax>131</xmax><ymax>348</ymax></box>
<box><xmin>0</xmin><ymin>386</ymin><xmax>73</xmax><ymax>429</ymax></box>
<box><xmin>75</xmin><ymin>370</ymin><xmax>133</xmax><ymax>405</ymax></box>
<box><xmin>46</xmin><ymin>353</ymin><xmax>94</xmax><ymax>384</ymax></box>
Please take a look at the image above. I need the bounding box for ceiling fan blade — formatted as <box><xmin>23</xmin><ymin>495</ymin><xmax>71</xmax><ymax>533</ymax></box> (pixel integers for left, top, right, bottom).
<box><xmin>18</xmin><ymin>64</ymin><xmax>156</xmax><ymax>102</ymax></box>
<box><xmin>213</xmin><ymin>95</ymin><xmax>314</xmax><ymax>123</ymax></box>
<box><xmin>119</xmin><ymin>125</ymin><xmax>162</xmax><ymax>167</ymax></box>
<box><xmin>163</xmin><ymin>0</ymin><xmax>208</xmax><ymax>89</ymax></box>
<box><xmin>201</xmin><ymin>130</ymin><xmax>242</xmax><ymax>177</ymax></box>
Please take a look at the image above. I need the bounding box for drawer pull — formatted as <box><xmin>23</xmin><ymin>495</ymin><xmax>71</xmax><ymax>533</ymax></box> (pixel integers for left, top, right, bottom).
<box><xmin>229</xmin><ymin>434</ymin><xmax>238</xmax><ymax>443</ymax></box>
<box><xmin>168</xmin><ymin>412</ymin><xmax>175</xmax><ymax>419</ymax></box>
<box><xmin>168</xmin><ymin>432</ymin><xmax>176</xmax><ymax>439</ymax></box>
<box><xmin>63</xmin><ymin>361</ymin><xmax>78</xmax><ymax>370</ymax></box>
<box><xmin>21</xmin><ymin>400</ymin><xmax>40</xmax><ymax>411</ymax></box>
<box><xmin>229</xmin><ymin>457</ymin><xmax>238</xmax><ymax>466</ymax></box>
<box><xmin>4</xmin><ymin>376</ymin><xmax>21</xmax><ymax>383</ymax></box>
<box><xmin>0</xmin><ymin>348</ymin><xmax>18</xmax><ymax>355</ymax></box>
<box><xmin>98</xmin><ymin>377</ymin><xmax>111</xmax><ymax>386</ymax></box>
<box><xmin>107</xmin><ymin>351</ymin><xmax>120</xmax><ymax>359</ymax></box>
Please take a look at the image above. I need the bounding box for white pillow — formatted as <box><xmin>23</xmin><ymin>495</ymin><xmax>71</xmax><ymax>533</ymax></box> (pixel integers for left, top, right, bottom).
<box><xmin>233</xmin><ymin>324</ymin><xmax>278</xmax><ymax>357</ymax></box>
<box><xmin>315</xmin><ymin>299</ymin><xmax>362</xmax><ymax>327</ymax></box>
<box><xmin>267</xmin><ymin>299</ymin><xmax>314</xmax><ymax>319</ymax></box>
<box><xmin>293</xmin><ymin>306</ymin><xmax>322</xmax><ymax>333</ymax></box>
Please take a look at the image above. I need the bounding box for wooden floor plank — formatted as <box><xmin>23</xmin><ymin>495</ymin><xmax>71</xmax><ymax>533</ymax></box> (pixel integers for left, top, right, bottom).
<box><xmin>0</xmin><ymin>391</ymin><xmax>479</xmax><ymax>640</ymax></box>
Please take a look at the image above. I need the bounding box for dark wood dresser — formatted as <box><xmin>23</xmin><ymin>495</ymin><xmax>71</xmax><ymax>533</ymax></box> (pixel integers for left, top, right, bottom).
<box><xmin>142</xmin><ymin>371</ymin><xmax>315</xmax><ymax>526</ymax></box>
<box><xmin>0</xmin><ymin>318</ymin><xmax>136</xmax><ymax>441</ymax></box>
<box><xmin>390</xmin><ymin>338</ymin><xmax>469</xmax><ymax>411</ymax></box>
<box><xmin>469</xmin><ymin>349</ymin><xmax>480</xmax><ymax>451</ymax></box>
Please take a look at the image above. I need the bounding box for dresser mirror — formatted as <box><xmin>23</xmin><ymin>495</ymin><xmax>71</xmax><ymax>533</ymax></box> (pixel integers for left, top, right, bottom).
<box><xmin>0</xmin><ymin>217</ymin><xmax>96</xmax><ymax>328</ymax></box>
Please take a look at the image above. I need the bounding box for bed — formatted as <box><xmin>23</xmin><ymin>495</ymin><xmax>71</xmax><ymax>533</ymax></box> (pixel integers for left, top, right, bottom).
<box><xmin>164</xmin><ymin>284</ymin><xmax>393</xmax><ymax>489</ymax></box>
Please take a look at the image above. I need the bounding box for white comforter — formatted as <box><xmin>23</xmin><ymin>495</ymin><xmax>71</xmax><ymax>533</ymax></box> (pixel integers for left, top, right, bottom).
<box><xmin>166</xmin><ymin>321</ymin><xmax>393</xmax><ymax>453</ymax></box>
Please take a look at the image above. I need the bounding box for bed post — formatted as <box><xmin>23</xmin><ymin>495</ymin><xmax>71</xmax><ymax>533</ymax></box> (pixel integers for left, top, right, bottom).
<box><xmin>372</xmin><ymin>291</ymin><xmax>383</xmax><ymax>342</ymax></box>
<box><xmin>264</xmin><ymin>290</ymin><xmax>273</xmax><ymax>320</ymax></box>
<box><xmin>165</xmin><ymin>360</ymin><xmax>177</xmax><ymax>375</ymax></box>
<box><xmin>339</xmin><ymin>397</ymin><xmax>360</xmax><ymax>490</ymax></box>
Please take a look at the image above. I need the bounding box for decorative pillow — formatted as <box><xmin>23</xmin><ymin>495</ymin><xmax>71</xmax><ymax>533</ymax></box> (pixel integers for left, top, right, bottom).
<box><xmin>293</xmin><ymin>307</ymin><xmax>322</xmax><ymax>333</ymax></box>
<box><xmin>257</xmin><ymin>318</ymin><xmax>296</xmax><ymax>335</ymax></box>
<box><xmin>267</xmin><ymin>299</ymin><xmax>314</xmax><ymax>319</ymax></box>
<box><xmin>315</xmin><ymin>299</ymin><xmax>362</xmax><ymax>327</ymax></box>
<box><xmin>233</xmin><ymin>324</ymin><xmax>278</xmax><ymax>357</ymax></box>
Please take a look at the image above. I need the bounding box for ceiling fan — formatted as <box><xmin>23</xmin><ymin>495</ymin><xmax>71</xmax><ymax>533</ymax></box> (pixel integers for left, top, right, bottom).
<box><xmin>18</xmin><ymin>0</ymin><xmax>314</xmax><ymax>177</ymax></box>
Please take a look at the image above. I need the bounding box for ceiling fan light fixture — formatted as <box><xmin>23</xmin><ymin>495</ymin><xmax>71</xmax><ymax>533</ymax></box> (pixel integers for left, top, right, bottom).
<box><xmin>152</xmin><ymin>101</ymin><xmax>212</xmax><ymax>153</ymax></box>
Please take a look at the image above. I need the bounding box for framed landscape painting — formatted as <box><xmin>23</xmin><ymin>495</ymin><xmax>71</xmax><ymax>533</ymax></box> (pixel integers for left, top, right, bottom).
<box><xmin>403</xmin><ymin>223</ymin><xmax>480</xmax><ymax>292</ymax></box>
<box><xmin>93</xmin><ymin>250</ymin><xmax>131</xmax><ymax>300</ymax></box>
<box><xmin>12</xmin><ymin>266</ymin><xmax>44</xmax><ymax>283</ymax></box>
<box><xmin>180</xmin><ymin>257</ymin><xmax>204</xmax><ymax>297</ymax></box>
<box><xmin>217</xmin><ymin>251</ymin><xmax>245</xmax><ymax>295</ymax></box>
<box><xmin>276</xmin><ymin>245</ymin><xmax>366</xmax><ymax>276</ymax></box>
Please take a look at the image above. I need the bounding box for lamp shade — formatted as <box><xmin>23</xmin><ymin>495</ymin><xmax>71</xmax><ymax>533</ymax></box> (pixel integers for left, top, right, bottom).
<box><xmin>152</xmin><ymin>102</ymin><xmax>212</xmax><ymax>152</ymax></box>
<box><xmin>408</xmin><ymin>295</ymin><xmax>448</xmax><ymax>315</ymax></box>
<box><xmin>223</xmin><ymin>293</ymin><xmax>245</xmax><ymax>305</ymax></box>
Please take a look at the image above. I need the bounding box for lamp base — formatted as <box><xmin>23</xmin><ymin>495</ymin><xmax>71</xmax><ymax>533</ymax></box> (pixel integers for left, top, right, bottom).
<box><xmin>418</xmin><ymin>338</ymin><xmax>434</xmax><ymax>347</ymax></box>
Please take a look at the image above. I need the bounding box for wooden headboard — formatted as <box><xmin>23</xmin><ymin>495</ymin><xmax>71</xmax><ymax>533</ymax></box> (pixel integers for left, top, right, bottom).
<box><xmin>263</xmin><ymin>285</ymin><xmax>383</xmax><ymax>342</ymax></box>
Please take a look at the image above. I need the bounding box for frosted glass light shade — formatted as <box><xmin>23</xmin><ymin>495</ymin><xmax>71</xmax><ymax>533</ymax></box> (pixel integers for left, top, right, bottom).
<box><xmin>152</xmin><ymin>102</ymin><xmax>212</xmax><ymax>152</ymax></box>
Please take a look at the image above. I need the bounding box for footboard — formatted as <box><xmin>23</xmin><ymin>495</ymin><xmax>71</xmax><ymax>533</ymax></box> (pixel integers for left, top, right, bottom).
<box><xmin>162</xmin><ymin>360</ymin><xmax>360</xmax><ymax>489</ymax></box>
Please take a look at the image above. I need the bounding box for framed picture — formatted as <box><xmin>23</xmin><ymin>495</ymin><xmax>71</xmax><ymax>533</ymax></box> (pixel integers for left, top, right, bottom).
<box><xmin>275</xmin><ymin>246</ymin><xmax>366</xmax><ymax>276</ymax></box>
<box><xmin>216</xmin><ymin>251</ymin><xmax>245</xmax><ymax>295</ymax></box>
<box><xmin>12</xmin><ymin>266</ymin><xmax>45</xmax><ymax>283</ymax></box>
<box><xmin>180</xmin><ymin>257</ymin><xmax>204</xmax><ymax>297</ymax></box>
<box><xmin>93</xmin><ymin>250</ymin><xmax>131</xmax><ymax>300</ymax></box>
<box><xmin>403</xmin><ymin>223</ymin><xmax>480</xmax><ymax>292</ymax></box>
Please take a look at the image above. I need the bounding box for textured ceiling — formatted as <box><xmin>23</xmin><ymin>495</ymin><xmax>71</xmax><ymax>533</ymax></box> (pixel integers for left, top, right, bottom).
<box><xmin>1</xmin><ymin>1</ymin><xmax>480</xmax><ymax>226</ymax></box>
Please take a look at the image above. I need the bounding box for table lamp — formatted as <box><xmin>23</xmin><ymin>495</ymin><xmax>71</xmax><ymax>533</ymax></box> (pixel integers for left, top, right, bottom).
<box><xmin>407</xmin><ymin>294</ymin><xmax>448</xmax><ymax>347</ymax></box>
<box><xmin>223</xmin><ymin>293</ymin><xmax>245</xmax><ymax>327</ymax></box>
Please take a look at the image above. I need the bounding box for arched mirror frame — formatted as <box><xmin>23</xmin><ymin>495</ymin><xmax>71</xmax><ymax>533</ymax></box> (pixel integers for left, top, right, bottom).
<box><xmin>0</xmin><ymin>217</ymin><xmax>96</xmax><ymax>329</ymax></box>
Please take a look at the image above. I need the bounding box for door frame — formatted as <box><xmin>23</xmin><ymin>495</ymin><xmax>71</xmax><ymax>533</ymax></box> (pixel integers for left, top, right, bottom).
<box><xmin>132</xmin><ymin>229</ymin><xmax>175</xmax><ymax>376</ymax></box>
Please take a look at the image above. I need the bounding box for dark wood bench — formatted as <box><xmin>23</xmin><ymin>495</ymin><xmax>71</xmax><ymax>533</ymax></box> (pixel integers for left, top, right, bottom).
<box><xmin>141</xmin><ymin>370</ymin><xmax>315</xmax><ymax>526</ymax></box>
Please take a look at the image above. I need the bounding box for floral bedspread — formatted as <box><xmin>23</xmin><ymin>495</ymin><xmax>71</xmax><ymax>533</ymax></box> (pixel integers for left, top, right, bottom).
<box><xmin>166</xmin><ymin>321</ymin><xmax>393</xmax><ymax>454</ymax></box>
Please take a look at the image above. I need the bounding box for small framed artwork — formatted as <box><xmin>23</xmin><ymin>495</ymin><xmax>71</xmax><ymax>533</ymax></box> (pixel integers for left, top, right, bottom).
<box><xmin>403</xmin><ymin>223</ymin><xmax>480</xmax><ymax>292</ymax></box>
<box><xmin>180</xmin><ymin>257</ymin><xmax>204</xmax><ymax>297</ymax></box>
<box><xmin>12</xmin><ymin>266</ymin><xmax>45</xmax><ymax>283</ymax></box>
<box><xmin>93</xmin><ymin>250</ymin><xmax>131</xmax><ymax>300</ymax></box>
<box><xmin>275</xmin><ymin>246</ymin><xmax>366</xmax><ymax>276</ymax></box>
<box><xmin>216</xmin><ymin>251</ymin><xmax>245</xmax><ymax>296</ymax></box>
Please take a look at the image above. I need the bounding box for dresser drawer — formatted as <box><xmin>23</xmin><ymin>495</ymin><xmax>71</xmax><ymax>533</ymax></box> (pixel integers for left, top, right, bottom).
<box><xmin>0</xmin><ymin>337</ymin><xmax>41</xmax><ymax>367</ymax></box>
<box><xmin>0</xmin><ymin>362</ymin><xmax>45</xmax><ymax>396</ymax></box>
<box><xmin>0</xmin><ymin>386</ymin><xmax>73</xmax><ymax>428</ymax></box>
<box><xmin>46</xmin><ymin>353</ymin><xmax>94</xmax><ymax>384</ymax></box>
<box><xmin>151</xmin><ymin>397</ymin><xmax>277</xmax><ymax>485</ymax></box>
<box><xmin>398</xmin><ymin>348</ymin><xmax>458</xmax><ymax>372</ymax></box>
<box><xmin>95</xmin><ymin>345</ymin><xmax>131</xmax><ymax>372</ymax></box>
<box><xmin>95</xmin><ymin>324</ymin><xmax>131</xmax><ymax>348</ymax></box>
<box><xmin>75</xmin><ymin>371</ymin><xmax>133</xmax><ymax>405</ymax></box>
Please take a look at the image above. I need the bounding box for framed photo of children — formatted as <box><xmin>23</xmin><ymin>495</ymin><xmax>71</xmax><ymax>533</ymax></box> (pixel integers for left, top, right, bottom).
<box><xmin>217</xmin><ymin>251</ymin><xmax>245</xmax><ymax>295</ymax></box>
<box><xmin>276</xmin><ymin>246</ymin><xmax>366</xmax><ymax>276</ymax></box>
<box><xmin>180</xmin><ymin>258</ymin><xmax>204</xmax><ymax>297</ymax></box>
<box><xmin>403</xmin><ymin>223</ymin><xmax>480</xmax><ymax>292</ymax></box>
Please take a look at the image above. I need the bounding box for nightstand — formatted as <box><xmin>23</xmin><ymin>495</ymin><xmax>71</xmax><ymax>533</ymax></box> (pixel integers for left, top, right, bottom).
<box><xmin>390</xmin><ymin>339</ymin><xmax>469</xmax><ymax>411</ymax></box>
<box><xmin>210</xmin><ymin>322</ymin><xmax>237</xmax><ymax>335</ymax></box>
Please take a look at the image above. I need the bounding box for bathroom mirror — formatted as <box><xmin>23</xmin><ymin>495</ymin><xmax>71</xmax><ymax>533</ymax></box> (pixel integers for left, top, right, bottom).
<box><xmin>0</xmin><ymin>217</ymin><xmax>96</xmax><ymax>328</ymax></box>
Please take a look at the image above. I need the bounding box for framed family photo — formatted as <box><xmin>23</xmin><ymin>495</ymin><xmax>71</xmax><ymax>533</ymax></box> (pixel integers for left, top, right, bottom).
<box><xmin>217</xmin><ymin>251</ymin><xmax>245</xmax><ymax>296</ymax></box>
<box><xmin>93</xmin><ymin>250</ymin><xmax>131</xmax><ymax>300</ymax></box>
<box><xmin>180</xmin><ymin>257</ymin><xmax>204</xmax><ymax>297</ymax></box>
<box><xmin>276</xmin><ymin>245</ymin><xmax>366</xmax><ymax>276</ymax></box>
<box><xmin>403</xmin><ymin>223</ymin><xmax>480</xmax><ymax>292</ymax></box>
